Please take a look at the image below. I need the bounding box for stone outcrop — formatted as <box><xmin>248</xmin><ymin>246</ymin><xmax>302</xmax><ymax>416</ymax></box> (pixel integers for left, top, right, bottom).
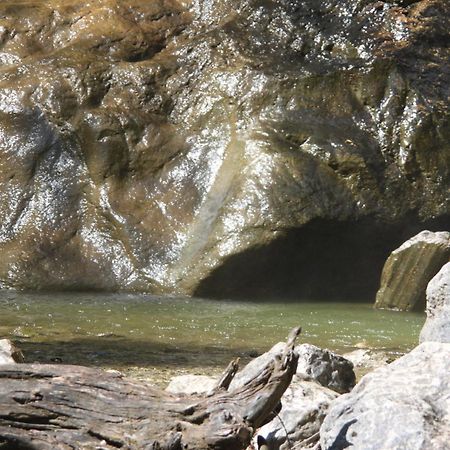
<box><xmin>242</xmin><ymin>343</ymin><xmax>352</xmax><ymax>448</ymax></box>
<box><xmin>375</xmin><ymin>231</ymin><xmax>450</xmax><ymax>311</ymax></box>
<box><xmin>0</xmin><ymin>0</ymin><xmax>449</xmax><ymax>294</ymax></box>
<box><xmin>0</xmin><ymin>339</ymin><xmax>24</xmax><ymax>364</ymax></box>
<box><xmin>320</xmin><ymin>341</ymin><xmax>450</xmax><ymax>450</ymax></box>
<box><xmin>420</xmin><ymin>262</ymin><xmax>450</xmax><ymax>343</ymax></box>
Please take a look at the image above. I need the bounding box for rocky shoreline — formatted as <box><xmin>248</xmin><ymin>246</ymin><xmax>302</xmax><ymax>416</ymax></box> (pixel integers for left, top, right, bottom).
<box><xmin>1</xmin><ymin>231</ymin><xmax>449</xmax><ymax>448</ymax></box>
<box><xmin>1</xmin><ymin>261</ymin><xmax>448</xmax><ymax>448</ymax></box>
<box><xmin>165</xmin><ymin>262</ymin><xmax>450</xmax><ymax>449</ymax></box>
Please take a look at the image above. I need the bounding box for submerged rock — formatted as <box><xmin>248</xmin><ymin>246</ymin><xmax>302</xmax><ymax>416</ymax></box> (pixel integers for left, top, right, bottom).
<box><xmin>0</xmin><ymin>339</ymin><xmax>24</xmax><ymax>364</ymax></box>
<box><xmin>0</xmin><ymin>1</ymin><xmax>449</xmax><ymax>294</ymax></box>
<box><xmin>420</xmin><ymin>262</ymin><xmax>450</xmax><ymax>343</ymax></box>
<box><xmin>320</xmin><ymin>342</ymin><xmax>450</xmax><ymax>450</ymax></box>
<box><xmin>375</xmin><ymin>231</ymin><xmax>450</xmax><ymax>311</ymax></box>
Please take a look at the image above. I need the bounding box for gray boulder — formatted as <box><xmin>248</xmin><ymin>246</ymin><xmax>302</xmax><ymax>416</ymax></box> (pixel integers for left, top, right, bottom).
<box><xmin>0</xmin><ymin>339</ymin><xmax>24</xmax><ymax>364</ymax></box>
<box><xmin>165</xmin><ymin>374</ymin><xmax>217</xmax><ymax>395</ymax></box>
<box><xmin>296</xmin><ymin>344</ymin><xmax>355</xmax><ymax>394</ymax></box>
<box><xmin>231</xmin><ymin>343</ymin><xmax>355</xmax><ymax>394</ymax></box>
<box><xmin>420</xmin><ymin>262</ymin><xmax>450</xmax><ymax>343</ymax></box>
<box><xmin>253</xmin><ymin>378</ymin><xmax>338</xmax><ymax>450</ymax></box>
<box><xmin>375</xmin><ymin>230</ymin><xmax>450</xmax><ymax>311</ymax></box>
<box><xmin>320</xmin><ymin>341</ymin><xmax>450</xmax><ymax>450</ymax></box>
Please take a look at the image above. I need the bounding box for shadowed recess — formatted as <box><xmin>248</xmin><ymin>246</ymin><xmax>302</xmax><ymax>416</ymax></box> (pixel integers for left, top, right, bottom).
<box><xmin>195</xmin><ymin>215</ymin><xmax>450</xmax><ymax>301</ymax></box>
<box><xmin>17</xmin><ymin>339</ymin><xmax>256</xmax><ymax>369</ymax></box>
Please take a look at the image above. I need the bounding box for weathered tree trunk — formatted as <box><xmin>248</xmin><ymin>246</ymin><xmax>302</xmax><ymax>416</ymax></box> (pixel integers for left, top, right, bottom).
<box><xmin>0</xmin><ymin>328</ymin><xmax>301</xmax><ymax>450</ymax></box>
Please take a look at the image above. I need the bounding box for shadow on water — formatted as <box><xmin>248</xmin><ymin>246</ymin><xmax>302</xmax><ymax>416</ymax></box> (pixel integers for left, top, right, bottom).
<box><xmin>195</xmin><ymin>214</ymin><xmax>450</xmax><ymax>301</ymax></box>
<box><xmin>18</xmin><ymin>338</ymin><xmax>256</xmax><ymax>369</ymax></box>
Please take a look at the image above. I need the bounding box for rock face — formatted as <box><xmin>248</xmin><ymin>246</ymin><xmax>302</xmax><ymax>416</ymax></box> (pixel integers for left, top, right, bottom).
<box><xmin>375</xmin><ymin>231</ymin><xmax>450</xmax><ymax>311</ymax></box>
<box><xmin>0</xmin><ymin>0</ymin><xmax>449</xmax><ymax>294</ymax></box>
<box><xmin>420</xmin><ymin>262</ymin><xmax>450</xmax><ymax>343</ymax></box>
<box><xmin>0</xmin><ymin>339</ymin><xmax>24</xmax><ymax>364</ymax></box>
<box><xmin>320</xmin><ymin>341</ymin><xmax>450</xmax><ymax>450</ymax></box>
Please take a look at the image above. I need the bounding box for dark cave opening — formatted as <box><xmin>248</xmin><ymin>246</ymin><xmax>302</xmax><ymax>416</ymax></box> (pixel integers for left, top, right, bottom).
<box><xmin>194</xmin><ymin>214</ymin><xmax>450</xmax><ymax>302</ymax></box>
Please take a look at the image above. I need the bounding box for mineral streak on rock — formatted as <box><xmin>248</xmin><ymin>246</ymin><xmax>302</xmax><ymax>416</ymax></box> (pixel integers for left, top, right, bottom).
<box><xmin>0</xmin><ymin>0</ymin><xmax>449</xmax><ymax>294</ymax></box>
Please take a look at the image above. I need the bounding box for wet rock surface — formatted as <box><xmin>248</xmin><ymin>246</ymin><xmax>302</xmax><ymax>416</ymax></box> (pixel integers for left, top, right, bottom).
<box><xmin>320</xmin><ymin>341</ymin><xmax>450</xmax><ymax>450</ymax></box>
<box><xmin>375</xmin><ymin>230</ymin><xmax>450</xmax><ymax>311</ymax></box>
<box><xmin>0</xmin><ymin>0</ymin><xmax>449</xmax><ymax>294</ymax></box>
<box><xmin>420</xmin><ymin>262</ymin><xmax>450</xmax><ymax>343</ymax></box>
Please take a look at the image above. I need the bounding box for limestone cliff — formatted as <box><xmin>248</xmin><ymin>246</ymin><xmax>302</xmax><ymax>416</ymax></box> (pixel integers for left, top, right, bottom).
<box><xmin>0</xmin><ymin>0</ymin><xmax>448</xmax><ymax>296</ymax></box>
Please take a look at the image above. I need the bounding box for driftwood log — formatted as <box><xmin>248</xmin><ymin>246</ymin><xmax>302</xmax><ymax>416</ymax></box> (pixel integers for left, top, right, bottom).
<box><xmin>0</xmin><ymin>328</ymin><xmax>301</xmax><ymax>450</ymax></box>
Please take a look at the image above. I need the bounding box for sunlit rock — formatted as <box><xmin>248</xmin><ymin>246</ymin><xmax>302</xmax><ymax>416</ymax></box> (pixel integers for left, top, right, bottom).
<box><xmin>165</xmin><ymin>374</ymin><xmax>217</xmax><ymax>395</ymax></box>
<box><xmin>375</xmin><ymin>231</ymin><xmax>450</xmax><ymax>311</ymax></box>
<box><xmin>320</xmin><ymin>342</ymin><xmax>450</xmax><ymax>450</ymax></box>
<box><xmin>0</xmin><ymin>0</ymin><xmax>448</xmax><ymax>294</ymax></box>
<box><xmin>420</xmin><ymin>262</ymin><xmax>450</xmax><ymax>343</ymax></box>
<box><xmin>0</xmin><ymin>339</ymin><xmax>24</xmax><ymax>364</ymax></box>
<box><xmin>343</xmin><ymin>349</ymin><xmax>392</xmax><ymax>374</ymax></box>
<box><xmin>253</xmin><ymin>378</ymin><xmax>338</xmax><ymax>450</ymax></box>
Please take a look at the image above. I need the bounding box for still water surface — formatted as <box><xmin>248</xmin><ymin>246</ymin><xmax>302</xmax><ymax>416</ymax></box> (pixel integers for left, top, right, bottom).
<box><xmin>0</xmin><ymin>292</ymin><xmax>425</xmax><ymax>384</ymax></box>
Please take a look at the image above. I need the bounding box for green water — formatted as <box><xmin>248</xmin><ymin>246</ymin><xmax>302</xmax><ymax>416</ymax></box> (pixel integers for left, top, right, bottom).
<box><xmin>0</xmin><ymin>291</ymin><xmax>425</xmax><ymax>384</ymax></box>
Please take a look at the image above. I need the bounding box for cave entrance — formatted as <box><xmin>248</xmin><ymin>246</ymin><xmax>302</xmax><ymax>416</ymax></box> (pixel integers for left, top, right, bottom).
<box><xmin>194</xmin><ymin>214</ymin><xmax>450</xmax><ymax>302</ymax></box>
